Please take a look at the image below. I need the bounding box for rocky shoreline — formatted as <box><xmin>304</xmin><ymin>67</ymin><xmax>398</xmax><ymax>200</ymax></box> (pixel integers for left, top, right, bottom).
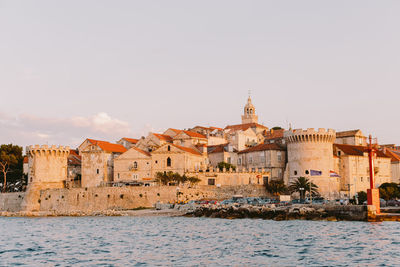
<box><xmin>0</xmin><ymin>209</ymin><xmax>185</xmax><ymax>218</ymax></box>
<box><xmin>184</xmin><ymin>204</ymin><xmax>368</xmax><ymax>221</ymax></box>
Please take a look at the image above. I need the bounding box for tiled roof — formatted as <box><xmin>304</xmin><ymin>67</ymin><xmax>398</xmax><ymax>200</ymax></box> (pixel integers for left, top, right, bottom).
<box><xmin>68</xmin><ymin>154</ymin><xmax>81</xmax><ymax>165</ymax></box>
<box><xmin>384</xmin><ymin>149</ymin><xmax>400</xmax><ymax>163</ymax></box>
<box><xmin>238</xmin><ymin>143</ymin><xmax>285</xmax><ymax>154</ymax></box>
<box><xmin>264</xmin><ymin>129</ymin><xmax>285</xmax><ymax>140</ymax></box>
<box><xmin>153</xmin><ymin>133</ymin><xmax>173</xmax><ymax>142</ymax></box>
<box><xmin>131</xmin><ymin>147</ymin><xmax>151</xmax><ymax>157</ymax></box>
<box><xmin>169</xmin><ymin>128</ymin><xmax>183</xmax><ymax>134</ymax></box>
<box><xmin>96</xmin><ymin>142</ymin><xmax>127</xmax><ymax>153</ymax></box>
<box><xmin>336</xmin><ymin>130</ymin><xmax>362</xmax><ymax>138</ymax></box>
<box><xmin>172</xmin><ymin>144</ymin><xmax>203</xmax><ymax>156</ymax></box>
<box><xmin>87</xmin><ymin>139</ymin><xmax>110</xmax><ymax>146</ymax></box>
<box><xmin>122</xmin><ymin>138</ymin><xmax>139</xmax><ymax>144</ymax></box>
<box><xmin>183</xmin><ymin>130</ymin><xmax>207</xmax><ymax>139</ymax></box>
<box><xmin>225</xmin><ymin>123</ymin><xmax>267</xmax><ymax>132</ymax></box>
<box><xmin>334</xmin><ymin>144</ymin><xmax>388</xmax><ymax>158</ymax></box>
<box><xmin>23</xmin><ymin>156</ymin><xmax>28</xmax><ymax>164</ymax></box>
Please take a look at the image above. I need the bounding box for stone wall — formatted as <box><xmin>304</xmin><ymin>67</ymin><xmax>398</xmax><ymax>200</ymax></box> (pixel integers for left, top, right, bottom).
<box><xmin>0</xmin><ymin>192</ymin><xmax>26</xmax><ymax>212</ymax></box>
<box><xmin>19</xmin><ymin>185</ymin><xmax>267</xmax><ymax>213</ymax></box>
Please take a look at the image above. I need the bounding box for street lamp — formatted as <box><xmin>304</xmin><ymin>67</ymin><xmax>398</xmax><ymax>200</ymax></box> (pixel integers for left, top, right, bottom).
<box><xmin>299</xmin><ymin>187</ymin><xmax>305</xmax><ymax>202</ymax></box>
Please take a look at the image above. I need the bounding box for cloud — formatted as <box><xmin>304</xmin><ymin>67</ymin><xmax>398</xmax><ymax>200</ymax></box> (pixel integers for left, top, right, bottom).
<box><xmin>0</xmin><ymin>112</ymin><xmax>137</xmax><ymax>148</ymax></box>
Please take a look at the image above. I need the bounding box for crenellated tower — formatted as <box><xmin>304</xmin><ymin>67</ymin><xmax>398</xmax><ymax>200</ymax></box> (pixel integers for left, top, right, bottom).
<box><xmin>27</xmin><ymin>145</ymin><xmax>70</xmax><ymax>189</ymax></box>
<box><xmin>284</xmin><ymin>128</ymin><xmax>340</xmax><ymax>198</ymax></box>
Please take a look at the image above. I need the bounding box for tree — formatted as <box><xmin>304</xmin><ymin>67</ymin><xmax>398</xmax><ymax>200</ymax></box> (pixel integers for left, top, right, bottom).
<box><xmin>356</xmin><ymin>191</ymin><xmax>367</xmax><ymax>204</ymax></box>
<box><xmin>272</xmin><ymin>126</ymin><xmax>283</xmax><ymax>130</ymax></box>
<box><xmin>217</xmin><ymin>162</ymin><xmax>236</xmax><ymax>171</ymax></box>
<box><xmin>155</xmin><ymin>172</ymin><xmax>201</xmax><ymax>186</ymax></box>
<box><xmin>266</xmin><ymin>180</ymin><xmax>287</xmax><ymax>195</ymax></box>
<box><xmin>289</xmin><ymin>176</ymin><xmax>319</xmax><ymax>200</ymax></box>
<box><xmin>0</xmin><ymin>144</ymin><xmax>23</xmax><ymax>193</ymax></box>
<box><xmin>379</xmin><ymin>183</ymin><xmax>400</xmax><ymax>200</ymax></box>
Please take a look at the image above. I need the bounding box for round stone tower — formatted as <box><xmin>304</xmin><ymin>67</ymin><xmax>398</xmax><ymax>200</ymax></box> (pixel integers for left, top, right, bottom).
<box><xmin>284</xmin><ymin>128</ymin><xmax>339</xmax><ymax>198</ymax></box>
<box><xmin>27</xmin><ymin>145</ymin><xmax>70</xmax><ymax>189</ymax></box>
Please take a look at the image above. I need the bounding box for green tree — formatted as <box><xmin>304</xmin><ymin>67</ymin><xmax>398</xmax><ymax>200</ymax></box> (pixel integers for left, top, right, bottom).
<box><xmin>217</xmin><ymin>162</ymin><xmax>236</xmax><ymax>171</ymax></box>
<box><xmin>266</xmin><ymin>180</ymin><xmax>287</xmax><ymax>195</ymax></box>
<box><xmin>356</xmin><ymin>191</ymin><xmax>367</xmax><ymax>204</ymax></box>
<box><xmin>0</xmin><ymin>144</ymin><xmax>23</xmax><ymax>192</ymax></box>
<box><xmin>155</xmin><ymin>172</ymin><xmax>201</xmax><ymax>186</ymax></box>
<box><xmin>272</xmin><ymin>126</ymin><xmax>283</xmax><ymax>130</ymax></box>
<box><xmin>379</xmin><ymin>183</ymin><xmax>400</xmax><ymax>200</ymax></box>
<box><xmin>289</xmin><ymin>176</ymin><xmax>319</xmax><ymax>200</ymax></box>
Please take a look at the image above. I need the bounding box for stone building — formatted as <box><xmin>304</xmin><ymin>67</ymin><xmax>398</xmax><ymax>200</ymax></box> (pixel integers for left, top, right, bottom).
<box><xmin>207</xmin><ymin>143</ymin><xmax>238</xmax><ymax>168</ymax></box>
<box><xmin>136</xmin><ymin>133</ymin><xmax>173</xmax><ymax>152</ymax></box>
<box><xmin>67</xmin><ymin>149</ymin><xmax>81</xmax><ymax>187</ymax></box>
<box><xmin>81</xmin><ymin>140</ymin><xmax>127</xmax><ymax>188</ymax></box>
<box><xmin>151</xmin><ymin>144</ymin><xmax>207</xmax><ymax>175</ymax></box>
<box><xmin>382</xmin><ymin>148</ymin><xmax>400</xmax><ymax>183</ymax></box>
<box><xmin>285</xmin><ymin>128</ymin><xmax>340</xmax><ymax>198</ymax></box>
<box><xmin>333</xmin><ymin>144</ymin><xmax>392</xmax><ymax>198</ymax></box>
<box><xmin>117</xmin><ymin>138</ymin><xmax>139</xmax><ymax>150</ymax></box>
<box><xmin>26</xmin><ymin>145</ymin><xmax>70</xmax><ymax>189</ymax></box>
<box><xmin>172</xmin><ymin>130</ymin><xmax>208</xmax><ymax>148</ymax></box>
<box><xmin>335</xmin><ymin>130</ymin><xmax>367</xmax><ymax>146</ymax></box>
<box><xmin>238</xmin><ymin>143</ymin><xmax>286</xmax><ymax>182</ymax></box>
<box><xmin>113</xmin><ymin>147</ymin><xmax>152</xmax><ymax>184</ymax></box>
<box><xmin>190</xmin><ymin>126</ymin><xmax>226</xmax><ymax>146</ymax></box>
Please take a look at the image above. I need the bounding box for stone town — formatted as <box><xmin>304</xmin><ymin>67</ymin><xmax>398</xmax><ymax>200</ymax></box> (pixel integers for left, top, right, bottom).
<box><xmin>15</xmin><ymin>96</ymin><xmax>400</xmax><ymax>213</ymax></box>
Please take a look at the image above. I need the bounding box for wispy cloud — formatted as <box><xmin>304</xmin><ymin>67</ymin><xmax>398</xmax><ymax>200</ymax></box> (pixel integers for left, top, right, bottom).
<box><xmin>0</xmin><ymin>112</ymin><xmax>140</xmax><ymax>148</ymax></box>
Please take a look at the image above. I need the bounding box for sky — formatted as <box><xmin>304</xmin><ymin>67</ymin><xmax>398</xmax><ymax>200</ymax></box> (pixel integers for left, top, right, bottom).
<box><xmin>1</xmin><ymin>0</ymin><xmax>399</xmax><ymax>149</ymax></box>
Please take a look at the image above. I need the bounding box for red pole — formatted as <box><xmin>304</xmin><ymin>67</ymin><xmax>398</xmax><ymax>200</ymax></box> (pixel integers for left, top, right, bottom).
<box><xmin>368</xmin><ymin>135</ymin><xmax>375</xmax><ymax>190</ymax></box>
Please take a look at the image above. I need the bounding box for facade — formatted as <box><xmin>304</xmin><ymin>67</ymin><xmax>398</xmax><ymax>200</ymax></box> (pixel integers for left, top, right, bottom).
<box><xmin>117</xmin><ymin>138</ymin><xmax>139</xmax><ymax>150</ymax></box>
<box><xmin>113</xmin><ymin>147</ymin><xmax>152</xmax><ymax>184</ymax></box>
<box><xmin>383</xmin><ymin>148</ymin><xmax>400</xmax><ymax>183</ymax></box>
<box><xmin>81</xmin><ymin>140</ymin><xmax>126</xmax><ymax>188</ymax></box>
<box><xmin>208</xmin><ymin>144</ymin><xmax>238</xmax><ymax>168</ymax></box>
<box><xmin>136</xmin><ymin>133</ymin><xmax>173</xmax><ymax>152</ymax></box>
<box><xmin>27</xmin><ymin>145</ymin><xmax>70</xmax><ymax>189</ymax></box>
<box><xmin>285</xmin><ymin>128</ymin><xmax>340</xmax><ymax>198</ymax></box>
<box><xmin>238</xmin><ymin>143</ymin><xmax>286</xmax><ymax>182</ymax></box>
<box><xmin>334</xmin><ymin>144</ymin><xmax>392</xmax><ymax>198</ymax></box>
<box><xmin>67</xmin><ymin>149</ymin><xmax>82</xmax><ymax>187</ymax></box>
<box><xmin>172</xmin><ymin>130</ymin><xmax>208</xmax><ymax>148</ymax></box>
<box><xmin>335</xmin><ymin>130</ymin><xmax>367</xmax><ymax>146</ymax></box>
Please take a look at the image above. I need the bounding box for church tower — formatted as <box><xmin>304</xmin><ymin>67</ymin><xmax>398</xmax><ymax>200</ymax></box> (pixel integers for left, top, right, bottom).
<box><xmin>241</xmin><ymin>95</ymin><xmax>258</xmax><ymax>124</ymax></box>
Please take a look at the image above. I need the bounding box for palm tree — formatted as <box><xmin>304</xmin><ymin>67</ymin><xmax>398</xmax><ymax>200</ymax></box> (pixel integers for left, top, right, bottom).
<box><xmin>289</xmin><ymin>176</ymin><xmax>318</xmax><ymax>200</ymax></box>
<box><xmin>265</xmin><ymin>180</ymin><xmax>287</xmax><ymax>196</ymax></box>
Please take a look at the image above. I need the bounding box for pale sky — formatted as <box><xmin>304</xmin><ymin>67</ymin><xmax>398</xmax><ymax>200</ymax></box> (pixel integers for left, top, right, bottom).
<box><xmin>1</xmin><ymin>0</ymin><xmax>399</xmax><ymax>148</ymax></box>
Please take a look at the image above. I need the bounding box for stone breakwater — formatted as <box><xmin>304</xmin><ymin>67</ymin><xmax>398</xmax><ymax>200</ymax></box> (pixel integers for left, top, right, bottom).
<box><xmin>185</xmin><ymin>204</ymin><xmax>368</xmax><ymax>221</ymax></box>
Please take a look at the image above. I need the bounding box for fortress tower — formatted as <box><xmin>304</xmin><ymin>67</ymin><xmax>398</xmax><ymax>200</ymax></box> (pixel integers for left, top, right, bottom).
<box><xmin>284</xmin><ymin>128</ymin><xmax>340</xmax><ymax>198</ymax></box>
<box><xmin>27</xmin><ymin>145</ymin><xmax>70</xmax><ymax>189</ymax></box>
<box><xmin>241</xmin><ymin>96</ymin><xmax>258</xmax><ymax>124</ymax></box>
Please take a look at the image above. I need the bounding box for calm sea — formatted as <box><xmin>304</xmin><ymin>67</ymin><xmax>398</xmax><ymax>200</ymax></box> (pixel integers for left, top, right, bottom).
<box><xmin>0</xmin><ymin>216</ymin><xmax>399</xmax><ymax>266</ymax></box>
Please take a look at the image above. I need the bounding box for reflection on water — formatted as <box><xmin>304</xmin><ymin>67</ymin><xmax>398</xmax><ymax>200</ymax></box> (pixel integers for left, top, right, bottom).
<box><xmin>0</xmin><ymin>217</ymin><xmax>399</xmax><ymax>266</ymax></box>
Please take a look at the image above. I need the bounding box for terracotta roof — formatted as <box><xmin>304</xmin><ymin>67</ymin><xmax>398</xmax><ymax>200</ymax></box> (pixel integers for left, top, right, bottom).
<box><xmin>238</xmin><ymin>143</ymin><xmax>285</xmax><ymax>154</ymax></box>
<box><xmin>23</xmin><ymin>156</ymin><xmax>28</xmax><ymax>164</ymax></box>
<box><xmin>122</xmin><ymin>138</ymin><xmax>139</xmax><ymax>144</ymax></box>
<box><xmin>87</xmin><ymin>139</ymin><xmax>110</xmax><ymax>145</ymax></box>
<box><xmin>225</xmin><ymin>123</ymin><xmax>267</xmax><ymax>132</ymax></box>
<box><xmin>193</xmin><ymin>126</ymin><xmax>223</xmax><ymax>131</ymax></box>
<box><xmin>334</xmin><ymin>144</ymin><xmax>388</xmax><ymax>158</ymax></box>
<box><xmin>183</xmin><ymin>130</ymin><xmax>207</xmax><ymax>139</ymax></box>
<box><xmin>264</xmin><ymin>129</ymin><xmax>285</xmax><ymax>140</ymax></box>
<box><xmin>68</xmin><ymin>154</ymin><xmax>81</xmax><ymax>165</ymax></box>
<box><xmin>384</xmin><ymin>149</ymin><xmax>400</xmax><ymax>163</ymax></box>
<box><xmin>131</xmin><ymin>147</ymin><xmax>151</xmax><ymax>157</ymax></box>
<box><xmin>172</xmin><ymin>144</ymin><xmax>203</xmax><ymax>156</ymax></box>
<box><xmin>336</xmin><ymin>130</ymin><xmax>362</xmax><ymax>138</ymax></box>
<box><xmin>96</xmin><ymin>142</ymin><xmax>127</xmax><ymax>153</ymax></box>
<box><xmin>153</xmin><ymin>133</ymin><xmax>173</xmax><ymax>142</ymax></box>
<box><xmin>208</xmin><ymin>145</ymin><xmax>225</xmax><ymax>154</ymax></box>
<box><xmin>169</xmin><ymin>128</ymin><xmax>183</xmax><ymax>134</ymax></box>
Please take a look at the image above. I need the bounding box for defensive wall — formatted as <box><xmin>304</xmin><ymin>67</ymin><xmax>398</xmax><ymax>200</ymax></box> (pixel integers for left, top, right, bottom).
<box><xmin>0</xmin><ymin>185</ymin><xmax>267</xmax><ymax>214</ymax></box>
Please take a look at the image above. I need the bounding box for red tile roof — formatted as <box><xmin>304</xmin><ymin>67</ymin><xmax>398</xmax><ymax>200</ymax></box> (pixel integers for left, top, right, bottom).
<box><xmin>122</xmin><ymin>138</ymin><xmax>139</xmax><ymax>144</ymax></box>
<box><xmin>384</xmin><ymin>149</ymin><xmax>400</xmax><ymax>163</ymax></box>
<box><xmin>68</xmin><ymin>154</ymin><xmax>81</xmax><ymax>165</ymax></box>
<box><xmin>263</xmin><ymin>129</ymin><xmax>285</xmax><ymax>140</ymax></box>
<box><xmin>336</xmin><ymin>130</ymin><xmax>363</xmax><ymax>138</ymax></box>
<box><xmin>96</xmin><ymin>142</ymin><xmax>127</xmax><ymax>153</ymax></box>
<box><xmin>169</xmin><ymin>128</ymin><xmax>183</xmax><ymax>134</ymax></box>
<box><xmin>153</xmin><ymin>133</ymin><xmax>173</xmax><ymax>142</ymax></box>
<box><xmin>334</xmin><ymin>144</ymin><xmax>388</xmax><ymax>158</ymax></box>
<box><xmin>172</xmin><ymin>144</ymin><xmax>202</xmax><ymax>156</ymax></box>
<box><xmin>238</xmin><ymin>143</ymin><xmax>285</xmax><ymax>154</ymax></box>
<box><xmin>183</xmin><ymin>130</ymin><xmax>207</xmax><ymax>139</ymax></box>
<box><xmin>225</xmin><ymin>123</ymin><xmax>267</xmax><ymax>132</ymax></box>
<box><xmin>23</xmin><ymin>156</ymin><xmax>28</xmax><ymax>164</ymax></box>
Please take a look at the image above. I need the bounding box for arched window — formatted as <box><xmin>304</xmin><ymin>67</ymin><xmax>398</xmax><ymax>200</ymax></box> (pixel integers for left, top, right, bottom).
<box><xmin>168</xmin><ymin>145</ymin><xmax>171</xmax><ymax>151</ymax></box>
<box><xmin>133</xmin><ymin>161</ymin><xmax>138</xmax><ymax>169</ymax></box>
<box><xmin>167</xmin><ymin>157</ymin><xmax>172</xmax><ymax>167</ymax></box>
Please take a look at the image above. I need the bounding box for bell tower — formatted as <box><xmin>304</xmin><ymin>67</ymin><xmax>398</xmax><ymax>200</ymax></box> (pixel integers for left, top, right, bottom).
<box><xmin>241</xmin><ymin>93</ymin><xmax>258</xmax><ymax>124</ymax></box>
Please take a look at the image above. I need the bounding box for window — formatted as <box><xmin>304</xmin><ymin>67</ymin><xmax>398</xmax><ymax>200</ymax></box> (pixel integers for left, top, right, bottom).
<box><xmin>96</xmin><ymin>169</ymin><xmax>99</xmax><ymax>174</ymax></box>
<box><xmin>167</xmin><ymin>157</ymin><xmax>172</xmax><ymax>167</ymax></box>
<box><xmin>133</xmin><ymin>162</ymin><xmax>138</xmax><ymax>169</ymax></box>
<box><xmin>238</xmin><ymin>158</ymin><xmax>242</xmax><ymax>165</ymax></box>
<box><xmin>168</xmin><ymin>146</ymin><xmax>171</xmax><ymax>151</ymax></box>
<box><xmin>118</xmin><ymin>173</ymin><xmax>120</xmax><ymax>179</ymax></box>
<box><xmin>227</xmin><ymin>157</ymin><xmax>231</xmax><ymax>164</ymax></box>
<box><xmin>338</xmin><ymin>151</ymin><xmax>341</xmax><ymax>156</ymax></box>
<box><xmin>305</xmin><ymin>170</ymin><xmax>309</xmax><ymax>175</ymax></box>
<box><xmin>208</xmin><ymin>179</ymin><xmax>215</xmax><ymax>185</ymax></box>
<box><xmin>249</xmin><ymin>157</ymin><xmax>253</xmax><ymax>164</ymax></box>
<box><xmin>361</xmin><ymin>177</ymin><xmax>363</xmax><ymax>182</ymax></box>
<box><xmin>277</xmin><ymin>151</ymin><xmax>282</xmax><ymax>161</ymax></box>
<box><xmin>294</xmin><ymin>170</ymin><xmax>297</xmax><ymax>175</ymax></box>
<box><xmin>155</xmin><ymin>160</ymin><xmax>158</xmax><ymax>164</ymax></box>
